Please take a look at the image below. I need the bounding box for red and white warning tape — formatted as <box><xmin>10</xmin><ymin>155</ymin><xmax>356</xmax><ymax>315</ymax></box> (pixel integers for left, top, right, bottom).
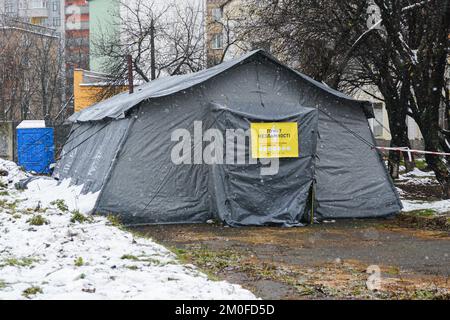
<box><xmin>374</xmin><ymin>146</ymin><xmax>450</xmax><ymax>161</ymax></box>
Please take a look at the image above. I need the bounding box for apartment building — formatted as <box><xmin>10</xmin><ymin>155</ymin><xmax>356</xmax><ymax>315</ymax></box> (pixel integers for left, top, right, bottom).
<box><xmin>88</xmin><ymin>0</ymin><xmax>119</xmax><ymax>72</ymax></box>
<box><xmin>64</xmin><ymin>0</ymin><xmax>89</xmax><ymax>110</ymax></box>
<box><xmin>0</xmin><ymin>0</ymin><xmax>64</xmax><ymax>34</ymax></box>
<box><xmin>205</xmin><ymin>0</ymin><xmax>231</xmax><ymax>67</ymax></box>
<box><xmin>352</xmin><ymin>86</ymin><xmax>424</xmax><ymax>148</ymax></box>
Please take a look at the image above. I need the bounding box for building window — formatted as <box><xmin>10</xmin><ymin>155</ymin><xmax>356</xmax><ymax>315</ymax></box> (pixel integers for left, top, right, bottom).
<box><xmin>212</xmin><ymin>7</ymin><xmax>222</xmax><ymax>21</ymax></box>
<box><xmin>52</xmin><ymin>1</ymin><xmax>59</xmax><ymax>12</ymax></box>
<box><xmin>31</xmin><ymin>16</ymin><xmax>48</xmax><ymax>26</ymax></box>
<box><xmin>211</xmin><ymin>33</ymin><xmax>223</xmax><ymax>50</ymax></box>
<box><xmin>53</xmin><ymin>17</ymin><xmax>60</xmax><ymax>27</ymax></box>
<box><xmin>31</xmin><ymin>0</ymin><xmax>48</xmax><ymax>9</ymax></box>
<box><xmin>4</xmin><ymin>1</ymin><xmax>14</xmax><ymax>13</ymax></box>
<box><xmin>373</xmin><ymin>102</ymin><xmax>384</xmax><ymax>137</ymax></box>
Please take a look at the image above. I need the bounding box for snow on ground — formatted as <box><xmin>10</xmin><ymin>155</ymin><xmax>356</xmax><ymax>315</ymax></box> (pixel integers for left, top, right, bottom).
<box><xmin>400</xmin><ymin>167</ymin><xmax>436</xmax><ymax>178</ymax></box>
<box><xmin>0</xmin><ymin>159</ymin><xmax>256</xmax><ymax>300</ymax></box>
<box><xmin>398</xmin><ymin>167</ymin><xmax>450</xmax><ymax>214</ymax></box>
<box><xmin>401</xmin><ymin>199</ymin><xmax>450</xmax><ymax>214</ymax></box>
<box><xmin>0</xmin><ymin>158</ymin><xmax>29</xmax><ymax>184</ymax></box>
<box><xmin>21</xmin><ymin>178</ymin><xmax>100</xmax><ymax>215</ymax></box>
<box><xmin>397</xmin><ymin>168</ymin><xmax>436</xmax><ymax>185</ymax></box>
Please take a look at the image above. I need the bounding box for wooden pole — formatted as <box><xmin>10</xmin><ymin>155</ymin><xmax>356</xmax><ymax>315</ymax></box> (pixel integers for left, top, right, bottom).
<box><xmin>150</xmin><ymin>19</ymin><xmax>156</xmax><ymax>80</ymax></box>
<box><xmin>127</xmin><ymin>54</ymin><xmax>134</xmax><ymax>94</ymax></box>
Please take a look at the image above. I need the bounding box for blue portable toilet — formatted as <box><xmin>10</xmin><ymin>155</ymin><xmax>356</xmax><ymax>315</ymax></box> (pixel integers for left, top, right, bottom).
<box><xmin>17</xmin><ymin>120</ymin><xmax>54</xmax><ymax>174</ymax></box>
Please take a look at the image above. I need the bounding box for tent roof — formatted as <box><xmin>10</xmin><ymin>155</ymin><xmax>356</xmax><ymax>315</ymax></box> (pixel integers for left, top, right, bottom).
<box><xmin>69</xmin><ymin>50</ymin><xmax>371</xmax><ymax>123</ymax></box>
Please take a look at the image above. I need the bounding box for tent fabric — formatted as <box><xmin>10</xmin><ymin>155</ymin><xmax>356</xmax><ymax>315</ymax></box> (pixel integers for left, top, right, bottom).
<box><xmin>54</xmin><ymin>50</ymin><xmax>402</xmax><ymax>226</ymax></box>
<box><xmin>209</xmin><ymin>105</ymin><xmax>318</xmax><ymax>227</ymax></box>
<box><xmin>68</xmin><ymin>50</ymin><xmax>371</xmax><ymax>124</ymax></box>
<box><xmin>54</xmin><ymin>119</ymin><xmax>131</xmax><ymax>193</ymax></box>
<box><xmin>314</xmin><ymin>100</ymin><xmax>401</xmax><ymax>219</ymax></box>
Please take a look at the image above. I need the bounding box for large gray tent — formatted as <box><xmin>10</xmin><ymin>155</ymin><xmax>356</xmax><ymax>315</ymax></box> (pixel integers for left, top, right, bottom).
<box><xmin>54</xmin><ymin>50</ymin><xmax>402</xmax><ymax>226</ymax></box>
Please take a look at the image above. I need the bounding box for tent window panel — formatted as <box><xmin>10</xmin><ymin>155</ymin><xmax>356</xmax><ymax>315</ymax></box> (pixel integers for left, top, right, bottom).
<box><xmin>373</xmin><ymin>103</ymin><xmax>383</xmax><ymax>137</ymax></box>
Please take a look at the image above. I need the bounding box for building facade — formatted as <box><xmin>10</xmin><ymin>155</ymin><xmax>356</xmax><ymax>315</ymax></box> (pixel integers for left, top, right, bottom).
<box><xmin>206</xmin><ymin>0</ymin><xmax>230</xmax><ymax>67</ymax></box>
<box><xmin>64</xmin><ymin>0</ymin><xmax>89</xmax><ymax>112</ymax></box>
<box><xmin>0</xmin><ymin>0</ymin><xmax>64</xmax><ymax>35</ymax></box>
<box><xmin>352</xmin><ymin>86</ymin><xmax>424</xmax><ymax>148</ymax></box>
<box><xmin>73</xmin><ymin>68</ymin><xmax>126</xmax><ymax>112</ymax></box>
<box><xmin>206</xmin><ymin>0</ymin><xmax>253</xmax><ymax>67</ymax></box>
<box><xmin>88</xmin><ymin>0</ymin><xmax>119</xmax><ymax>72</ymax></box>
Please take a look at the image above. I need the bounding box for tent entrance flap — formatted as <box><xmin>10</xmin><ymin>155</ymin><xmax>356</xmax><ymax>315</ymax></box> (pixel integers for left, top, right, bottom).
<box><xmin>209</xmin><ymin>105</ymin><xmax>319</xmax><ymax>227</ymax></box>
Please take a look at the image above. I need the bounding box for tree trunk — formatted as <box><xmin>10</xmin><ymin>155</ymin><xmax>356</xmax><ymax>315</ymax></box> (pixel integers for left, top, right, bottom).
<box><xmin>150</xmin><ymin>19</ymin><xmax>156</xmax><ymax>81</ymax></box>
<box><xmin>385</xmin><ymin>96</ymin><xmax>412</xmax><ymax>178</ymax></box>
<box><xmin>420</xmin><ymin>119</ymin><xmax>450</xmax><ymax>199</ymax></box>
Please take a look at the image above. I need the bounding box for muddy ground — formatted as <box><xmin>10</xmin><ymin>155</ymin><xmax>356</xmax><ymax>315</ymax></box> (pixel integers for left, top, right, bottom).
<box><xmin>132</xmin><ymin>218</ymin><xmax>450</xmax><ymax>300</ymax></box>
<box><xmin>131</xmin><ymin>176</ymin><xmax>450</xmax><ymax>300</ymax></box>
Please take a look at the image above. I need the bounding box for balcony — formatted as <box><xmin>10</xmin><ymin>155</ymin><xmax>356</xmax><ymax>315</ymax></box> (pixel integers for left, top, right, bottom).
<box><xmin>28</xmin><ymin>8</ymin><xmax>49</xmax><ymax>18</ymax></box>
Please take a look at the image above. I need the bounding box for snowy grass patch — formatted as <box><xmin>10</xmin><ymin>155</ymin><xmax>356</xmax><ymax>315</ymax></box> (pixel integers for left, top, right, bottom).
<box><xmin>0</xmin><ymin>158</ymin><xmax>256</xmax><ymax>300</ymax></box>
<box><xmin>397</xmin><ymin>167</ymin><xmax>450</xmax><ymax>214</ymax></box>
<box><xmin>401</xmin><ymin>199</ymin><xmax>450</xmax><ymax>214</ymax></box>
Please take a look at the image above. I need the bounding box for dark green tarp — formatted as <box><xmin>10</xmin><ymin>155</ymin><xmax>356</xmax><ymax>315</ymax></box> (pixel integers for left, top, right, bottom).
<box><xmin>54</xmin><ymin>50</ymin><xmax>402</xmax><ymax>226</ymax></box>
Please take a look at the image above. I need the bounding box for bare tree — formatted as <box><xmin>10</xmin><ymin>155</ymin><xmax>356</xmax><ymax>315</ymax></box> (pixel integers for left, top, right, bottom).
<box><xmin>372</xmin><ymin>0</ymin><xmax>450</xmax><ymax>196</ymax></box>
<box><xmin>240</xmin><ymin>0</ymin><xmax>450</xmax><ymax>195</ymax></box>
<box><xmin>158</xmin><ymin>1</ymin><xmax>206</xmax><ymax>75</ymax></box>
<box><xmin>205</xmin><ymin>3</ymin><xmax>252</xmax><ymax>66</ymax></box>
<box><xmin>91</xmin><ymin>0</ymin><xmax>206</xmax><ymax>97</ymax></box>
<box><xmin>32</xmin><ymin>30</ymin><xmax>64</xmax><ymax>121</ymax></box>
<box><xmin>0</xmin><ymin>16</ymin><xmax>63</xmax><ymax>122</ymax></box>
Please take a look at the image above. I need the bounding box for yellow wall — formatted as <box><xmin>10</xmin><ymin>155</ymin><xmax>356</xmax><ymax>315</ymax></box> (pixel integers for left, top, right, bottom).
<box><xmin>73</xmin><ymin>69</ymin><xmax>127</xmax><ymax>113</ymax></box>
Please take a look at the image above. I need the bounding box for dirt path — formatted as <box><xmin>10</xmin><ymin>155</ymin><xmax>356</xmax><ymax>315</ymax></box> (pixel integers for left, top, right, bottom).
<box><xmin>132</xmin><ymin>219</ymin><xmax>450</xmax><ymax>299</ymax></box>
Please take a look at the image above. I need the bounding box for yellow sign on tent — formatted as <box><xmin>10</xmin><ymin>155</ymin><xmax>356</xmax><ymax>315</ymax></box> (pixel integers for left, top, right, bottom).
<box><xmin>251</xmin><ymin>122</ymin><xmax>299</xmax><ymax>158</ymax></box>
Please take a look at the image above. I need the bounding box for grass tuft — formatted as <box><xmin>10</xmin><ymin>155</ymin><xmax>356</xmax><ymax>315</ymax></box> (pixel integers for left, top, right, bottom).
<box><xmin>74</xmin><ymin>257</ymin><xmax>84</xmax><ymax>267</ymax></box>
<box><xmin>107</xmin><ymin>214</ymin><xmax>122</xmax><ymax>227</ymax></box>
<box><xmin>406</xmin><ymin>209</ymin><xmax>437</xmax><ymax>217</ymax></box>
<box><xmin>27</xmin><ymin>215</ymin><xmax>49</xmax><ymax>226</ymax></box>
<box><xmin>126</xmin><ymin>265</ymin><xmax>139</xmax><ymax>270</ymax></box>
<box><xmin>22</xmin><ymin>286</ymin><xmax>43</xmax><ymax>298</ymax></box>
<box><xmin>50</xmin><ymin>199</ymin><xmax>68</xmax><ymax>212</ymax></box>
<box><xmin>121</xmin><ymin>254</ymin><xmax>139</xmax><ymax>261</ymax></box>
<box><xmin>70</xmin><ymin>210</ymin><xmax>93</xmax><ymax>224</ymax></box>
<box><xmin>1</xmin><ymin>257</ymin><xmax>37</xmax><ymax>268</ymax></box>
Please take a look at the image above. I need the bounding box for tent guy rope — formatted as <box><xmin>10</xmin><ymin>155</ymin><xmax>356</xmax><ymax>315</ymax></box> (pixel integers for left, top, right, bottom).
<box><xmin>374</xmin><ymin>146</ymin><xmax>450</xmax><ymax>162</ymax></box>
